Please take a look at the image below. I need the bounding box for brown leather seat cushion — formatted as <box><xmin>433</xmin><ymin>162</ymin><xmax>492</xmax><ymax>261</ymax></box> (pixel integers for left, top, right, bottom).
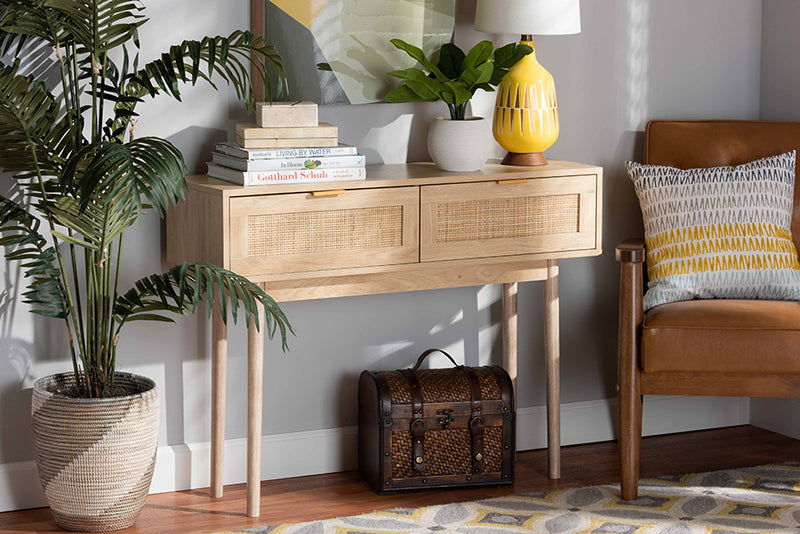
<box><xmin>641</xmin><ymin>299</ymin><xmax>800</xmax><ymax>374</ymax></box>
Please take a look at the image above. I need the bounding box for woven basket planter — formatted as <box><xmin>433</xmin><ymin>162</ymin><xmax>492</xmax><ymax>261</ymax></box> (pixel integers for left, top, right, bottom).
<box><xmin>31</xmin><ymin>372</ymin><xmax>159</xmax><ymax>532</ymax></box>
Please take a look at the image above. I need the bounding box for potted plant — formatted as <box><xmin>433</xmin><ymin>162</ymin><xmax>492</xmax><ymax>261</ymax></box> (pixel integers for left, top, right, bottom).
<box><xmin>385</xmin><ymin>39</ymin><xmax>531</xmax><ymax>172</ymax></box>
<box><xmin>0</xmin><ymin>1</ymin><xmax>292</xmax><ymax>531</ymax></box>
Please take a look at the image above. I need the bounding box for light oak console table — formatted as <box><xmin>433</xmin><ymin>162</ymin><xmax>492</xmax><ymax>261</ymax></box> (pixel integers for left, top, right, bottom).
<box><xmin>165</xmin><ymin>160</ymin><xmax>603</xmax><ymax>517</ymax></box>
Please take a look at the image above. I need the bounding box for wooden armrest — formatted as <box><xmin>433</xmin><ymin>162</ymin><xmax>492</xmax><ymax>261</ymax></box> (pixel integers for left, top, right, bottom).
<box><xmin>617</xmin><ymin>238</ymin><xmax>645</xmax><ymax>310</ymax></box>
<box><xmin>616</xmin><ymin>239</ymin><xmax>645</xmax><ymax>263</ymax></box>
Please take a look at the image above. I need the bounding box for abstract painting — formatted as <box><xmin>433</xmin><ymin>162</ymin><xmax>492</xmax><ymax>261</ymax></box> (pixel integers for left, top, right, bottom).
<box><xmin>259</xmin><ymin>0</ymin><xmax>456</xmax><ymax>104</ymax></box>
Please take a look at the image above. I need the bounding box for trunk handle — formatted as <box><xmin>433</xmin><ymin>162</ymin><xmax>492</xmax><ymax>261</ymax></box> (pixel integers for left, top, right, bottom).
<box><xmin>412</xmin><ymin>348</ymin><xmax>460</xmax><ymax>371</ymax></box>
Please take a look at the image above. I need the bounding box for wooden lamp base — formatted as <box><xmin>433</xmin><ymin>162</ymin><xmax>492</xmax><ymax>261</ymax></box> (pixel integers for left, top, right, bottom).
<box><xmin>502</xmin><ymin>152</ymin><xmax>548</xmax><ymax>166</ymax></box>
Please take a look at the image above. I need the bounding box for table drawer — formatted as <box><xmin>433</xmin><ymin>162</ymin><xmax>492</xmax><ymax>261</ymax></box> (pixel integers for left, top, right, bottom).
<box><xmin>229</xmin><ymin>186</ymin><xmax>419</xmax><ymax>276</ymax></box>
<box><xmin>420</xmin><ymin>175</ymin><xmax>597</xmax><ymax>262</ymax></box>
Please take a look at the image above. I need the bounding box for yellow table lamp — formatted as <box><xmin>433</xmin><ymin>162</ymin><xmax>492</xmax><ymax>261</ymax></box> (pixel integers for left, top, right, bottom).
<box><xmin>475</xmin><ymin>0</ymin><xmax>581</xmax><ymax>166</ymax></box>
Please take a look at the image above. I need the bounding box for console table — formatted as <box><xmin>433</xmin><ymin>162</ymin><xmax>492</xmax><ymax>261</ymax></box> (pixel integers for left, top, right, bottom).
<box><xmin>165</xmin><ymin>160</ymin><xmax>603</xmax><ymax>517</ymax></box>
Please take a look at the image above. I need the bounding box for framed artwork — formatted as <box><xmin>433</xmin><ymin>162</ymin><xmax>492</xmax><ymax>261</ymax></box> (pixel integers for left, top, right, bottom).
<box><xmin>251</xmin><ymin>0</ymin><xmax>456</xmax><ymax>104</ymax></box>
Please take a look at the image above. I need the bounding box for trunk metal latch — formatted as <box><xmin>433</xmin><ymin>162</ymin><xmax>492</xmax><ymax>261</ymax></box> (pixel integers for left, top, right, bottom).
<box><xmin>437</xmin><ymin>408</ymin><xmax>455</xmax><ymax>429</ymax></box>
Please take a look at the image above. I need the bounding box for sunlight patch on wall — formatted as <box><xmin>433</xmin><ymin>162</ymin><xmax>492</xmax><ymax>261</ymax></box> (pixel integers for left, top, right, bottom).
<box><xmin>626</xmin><ymin>0</ymin><xmax>649</xmax><ymax>131</ymax></box>
<box><xmin>362</xmin><ymin>340</ymin><xmax>415</xmax><ymax>364</ymax></box>
<box><xmin>360</xmin><ymin>114</ymin><xmax>414</xmax><ymax>164</ymax></box>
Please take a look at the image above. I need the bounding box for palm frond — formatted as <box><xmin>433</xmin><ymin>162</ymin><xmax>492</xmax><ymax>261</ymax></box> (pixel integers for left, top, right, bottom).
<box><xmin>0</xmin><ymin>60</ymin><xmax>65</xmax><ymax>178</ymax></box>
<box><xmin>44</xmin><ymin>0</ymin><xmax>145</xmax><ymax>56</ymax></box>
<box><xmin>0</xmin><ymin>1</ymin><xmax>292</xmax><ymax>398</ymax></box>
<box><xmin>0</xmin><ymin>195</ymin><xmax>68</xmax><ymax>318</ymax></box>
<box><xmin>63</xmin><ymin>137</ymin><xmax>187</xmax><ymax>218</ymax></box>
<box><xmin>114</xmin><ymin>262</ymin><xmax>293</xmax><ymax>350</ymax></box>
<box><xmin>0</xmin><ymin>1</ymin><xmax>55</xmax><ymax>45</ymax></box>
<box><xmin>130</xmin><ymin>30</ymin><xmax>286</xmax><ymax>112</ymax></box>
<box><xmin>98</xmin><ymin>48</ymin><xmax>145</xmax><ymax>141</ymax></box>
<box><xmin>0</xmin><ymin>26</ymin><xmax>30</xmax><ymax>57</ymax></box>
<box><xmin>46</xmin><ymin>191</ymin><xmax>137</xmax><ymax>253</ymax></box>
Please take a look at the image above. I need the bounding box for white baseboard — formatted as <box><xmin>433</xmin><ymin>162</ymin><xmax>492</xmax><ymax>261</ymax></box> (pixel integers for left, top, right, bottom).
<box><xmin>0</xmin><ymin>395</ymin><xmax>749</xmax><ymax>513</ymax></box>
<box><xmin>750</xmin><ymin>398</ymin><xmax>800</xmax><ymax>439</ymax></box>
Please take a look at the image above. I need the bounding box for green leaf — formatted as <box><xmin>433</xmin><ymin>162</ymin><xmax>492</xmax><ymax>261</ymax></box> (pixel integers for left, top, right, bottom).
<box><xmin>389</xmin><ymin>38</ymin><xmax>447</xmax><ymax>81</ymax></box>
<box><xmin>121</xmin><ymin>314</ymin><xmax>175</xmax><ymax>323</ymax></box>
<box><xmin>404</xmin><ymin>79</ymin><xmax>442</xmax><ymax>101</ymax></box>
<box><xmin>443</xmin><ymin>82</ymin><xmax>473</xmax><ymax>106</ymax></box>
<box><xmin>493</xmin><ymin>42</ymin><xmax>532</xmax><ymax>70</ymax></box>
<box><xmin>129</xmin><ymin>31</ymin><xmax>286</xmax><ymax>111</ymax></box>
<box><xmin>207</xmin><ymin>36</ymin><xmax>216</xmax><ymax>75</ymax></box>
<box><xmin>44</xmin><ymin>0</ymin><xmax>147</xmax><ymax>55</ymax></box>
<box><xmin>69</xmin><ymin>137</ymin><xmax>187</xmax><ymax>218</ymax></box>
<box><xmin>462</xmin><ymin>40</ymin><xmax>494</xmax><ymax>71</ymax></box>
<box><xmin>51</xmin><ymin>230</ymin><xmax>98</xmax><ymax>249</ymax></box>
<box><xmin>387</xmin><ymin>67</ymin><xmax>427</xmax><ymax>81</ymax></box>
<box><xmin>460</xmin><ymin>61</ymin><xmax>494</xmax><ymax>92</ymax></box>
<box><xmin>437</xmin><ymin>42</ymin><xmax>465</xmax><ymax>80</ymax></box>
<box><xmin>0</xmin><ymin>60</ymin><xmax>67</xmax><ymax>178</ymax></box>
<box><xmin>386</xmin><ymin>68</ymin><xmax>444</xmax><ymax>102</ymax></box>
<box><xmin>115</xmin><ymin>263</ymin><xmax>294</xmax><ymax>351</ymax></box>
<box><xmin>440</xmin><ymin>90</ymin><xmax>455</xmax><ymax>105</ymax></box>
<box><xmin>0</xmin><ymin>195</ymin><xmax>68</xmax><ymax>319</ymax></box>
<box><xmin>0</xmin><ymin>2</ymin><xmax>60</xmax><ymax>47</ymax></box>
<box><xmin>385</xmin><ymin>84</ymin><xmax>425</xmax><ymax>103</ymax></box>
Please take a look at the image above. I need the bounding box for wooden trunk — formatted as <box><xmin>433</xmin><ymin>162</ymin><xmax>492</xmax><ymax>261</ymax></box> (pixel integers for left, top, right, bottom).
<box><xmin>358</xmin><ymin>350</ymin><xmax>515</xmax><ymax>493</ymax></box>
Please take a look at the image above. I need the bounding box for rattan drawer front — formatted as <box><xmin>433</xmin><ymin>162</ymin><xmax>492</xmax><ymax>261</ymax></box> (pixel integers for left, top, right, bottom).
<box><xmin>229</xmin><ymin>186</ymin><xmax>419</xmax><ymax>276</ymax></box>
<box><xmin>420</xmin><ymin>175</ymin><xmax>597</xmax><ymax>262</ymax></box>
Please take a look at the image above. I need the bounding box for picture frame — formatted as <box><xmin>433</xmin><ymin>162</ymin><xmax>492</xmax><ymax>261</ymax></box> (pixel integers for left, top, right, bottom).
<box><xmin>250</xmin><ymin>0</ymin><xmax>456</xmax><ymax>105</ymax></box>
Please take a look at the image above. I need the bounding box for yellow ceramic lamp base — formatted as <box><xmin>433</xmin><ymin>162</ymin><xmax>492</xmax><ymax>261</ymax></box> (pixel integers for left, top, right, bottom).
<box><xmin>493</xmin><ymin>41</ymin><xmax>559</xmax><ymax>166</ymax></box>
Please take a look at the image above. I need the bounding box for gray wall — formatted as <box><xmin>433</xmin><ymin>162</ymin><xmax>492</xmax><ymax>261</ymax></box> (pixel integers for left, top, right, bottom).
<box><xmin>750</xmin><ymin>0</ymin><xmax>800</xmax><ymax>434</ymax></box>
<box><xmin>0</xmin><ymin>0</ymin><xmax>763</xmax><ymax>464</ymax></box>
<box><xmin>760</xmin><ymin>0</ymin><xmax>800</xmax><ymax>120</ymax></box>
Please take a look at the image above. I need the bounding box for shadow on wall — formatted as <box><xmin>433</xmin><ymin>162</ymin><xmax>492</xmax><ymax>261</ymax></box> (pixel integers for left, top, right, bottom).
<box><xmin>167</xmin><ymin>126</ymin><xmax>228</xmax><ymax>176</ymax></box>
<box><xmin>320</xmin><ymin>104</ymin><xmax>427</xmax><ymax>165</ymax></box>
<box><xmin>0</xmin><ymin>221</ymin><xmax>70</xmax><ymax>464</ymax></box>
<box><xmin>331</xmin><ymin>284</ymin><xmax>505</xmax><ymax>436</ymax></box>
<box><xmin>0</xmin><ymin>38</ymin><xmax>75</xmax><ymax>465</ymax></box>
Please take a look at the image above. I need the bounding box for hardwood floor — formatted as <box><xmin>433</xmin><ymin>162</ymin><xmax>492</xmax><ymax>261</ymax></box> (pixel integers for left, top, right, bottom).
<box><xmin>2</xmin><ymin>425</ymin><xmax>799</xmax><ymax>533</ymax></box>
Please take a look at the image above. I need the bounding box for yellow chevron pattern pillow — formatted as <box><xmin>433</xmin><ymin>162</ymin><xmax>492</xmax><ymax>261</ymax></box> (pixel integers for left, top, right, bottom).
<box><xmin>626</xmin><ymin>151</ymin><xmax>800</xmax><ymax>310</ymax></box>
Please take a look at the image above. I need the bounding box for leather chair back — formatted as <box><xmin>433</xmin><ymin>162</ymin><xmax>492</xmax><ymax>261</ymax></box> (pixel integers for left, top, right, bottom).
<box><xmin>645</xmin><ymin>120</ymin><xmax>800</xmax><ymax>255</ymax></box>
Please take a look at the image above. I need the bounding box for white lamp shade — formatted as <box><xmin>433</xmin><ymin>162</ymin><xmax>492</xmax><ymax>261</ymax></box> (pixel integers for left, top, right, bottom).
<box><xmin>475</xmin><ymin>0</ymin><xmax>581</xmax><ymax>36</ymax></box>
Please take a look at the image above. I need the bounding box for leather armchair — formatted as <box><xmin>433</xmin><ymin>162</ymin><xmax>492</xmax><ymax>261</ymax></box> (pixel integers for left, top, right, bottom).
<box><xmin>617</xmin><ymin>120</ymin><xmax>800</xmax><ymax>500</ymax></box>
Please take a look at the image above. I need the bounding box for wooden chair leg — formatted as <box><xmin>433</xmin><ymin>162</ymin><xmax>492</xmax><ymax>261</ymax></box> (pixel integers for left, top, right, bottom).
<box><xmin>619</xmin><ymin>389</ymin><xmax>642</xmax><ymax>500</ymax></box>
<box><xmin>616</xmin><ymin>246</ymin><xmax>645</xmax><ymax>500</ymax></box>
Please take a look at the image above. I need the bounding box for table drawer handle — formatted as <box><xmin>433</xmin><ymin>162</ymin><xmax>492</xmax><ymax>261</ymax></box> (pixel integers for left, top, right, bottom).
<box><xmin>311</xmin><ymin>189</ymin><xmax>346</xmax><ymax>197</ymax></box>
<box><xmin>496</xmin><ymin>179</ymin><xmax>529</xmax><ymax>185</ymax></box>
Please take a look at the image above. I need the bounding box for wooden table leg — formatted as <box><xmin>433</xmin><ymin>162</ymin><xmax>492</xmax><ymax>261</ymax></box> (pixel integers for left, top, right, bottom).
<box><xmin>502</xmin><ymin>282</ymin><xmax>518</xmax><ymax>394</ymax></box>
<box><xmin>544</xmin><ymin>259</ymin><xmax>561</xmax><ymax>479</ymax></box>
<box><xmin>211</xmin><ymin>302</ymin><xmax>227</xmax><ymax>498</ymax></box>
<box><xmin>247</xmin><ymin>299</ymin><xmax>265</xmax><ymax>518</ymax></box>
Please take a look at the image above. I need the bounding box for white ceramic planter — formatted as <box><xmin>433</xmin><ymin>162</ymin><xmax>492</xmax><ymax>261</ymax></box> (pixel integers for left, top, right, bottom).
<box><xmin>427</xmin><ymin>116</ymin><xmax>492</xmax><ymax>172</ymax></box>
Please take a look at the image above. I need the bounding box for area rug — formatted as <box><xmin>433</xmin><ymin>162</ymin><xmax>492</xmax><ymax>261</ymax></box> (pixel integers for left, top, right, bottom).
<box><xmin>215</xmin><ymin>463</ymin><xmax>800</xmax><ymax>534</ymax></box>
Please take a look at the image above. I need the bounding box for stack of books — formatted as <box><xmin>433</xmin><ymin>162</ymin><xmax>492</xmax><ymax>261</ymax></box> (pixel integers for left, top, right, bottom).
<box><xmin>207</xmin><ymin>101</ymin><xmax>366</xmax><ymax>186</ymax></box>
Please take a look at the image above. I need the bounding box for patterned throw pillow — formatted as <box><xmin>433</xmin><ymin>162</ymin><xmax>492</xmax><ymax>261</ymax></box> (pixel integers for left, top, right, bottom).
<box><xmin>626</xmin><ymin>151</ymin><xmax>800</xmax><ymax>311</ymax></box>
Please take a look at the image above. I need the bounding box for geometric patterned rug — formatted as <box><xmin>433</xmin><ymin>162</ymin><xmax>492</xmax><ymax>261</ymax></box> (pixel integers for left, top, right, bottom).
<box><xmin>214</xmin><ymin>463</ymin><xmax>800</xmax><ymax>534</ymax></box>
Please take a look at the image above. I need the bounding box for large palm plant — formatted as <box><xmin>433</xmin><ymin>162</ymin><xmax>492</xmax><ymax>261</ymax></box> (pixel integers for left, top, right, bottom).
<box><xmin>0</xmin><ymin>0</ymin><xmax>292</xmax><ymax>398</ymax></box>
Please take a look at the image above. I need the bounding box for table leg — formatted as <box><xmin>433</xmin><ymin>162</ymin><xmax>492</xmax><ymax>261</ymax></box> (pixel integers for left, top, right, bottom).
<box><xmin>544</xmin><ymin>259</ymin><xmax>561</xmax><ymax>479</ymax></box>
<box><xmin>502</xmin><ymin>282</ymin><xmax>518</xmax><ymax>394</ymax></box>
<box><xmin>211</xmin><ymin>302</ymin><xmax>227</xmax><ymax>498</ymax></box>
<box><xmin>247</xmin><ymin>299</ymin><xmax>266</xmax><ymax>518</ymax></box>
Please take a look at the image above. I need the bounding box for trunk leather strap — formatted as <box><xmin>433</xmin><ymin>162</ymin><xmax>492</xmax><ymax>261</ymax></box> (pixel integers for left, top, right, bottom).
<box><xmin>400</xmin><ymin>369</ymin><xmax>426</xmax><ymax>473</ymax></box>
<box><xmin>462</xmin><ymin>366</ymin><xmax>485</xmax><ymax>473</ymax></box>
